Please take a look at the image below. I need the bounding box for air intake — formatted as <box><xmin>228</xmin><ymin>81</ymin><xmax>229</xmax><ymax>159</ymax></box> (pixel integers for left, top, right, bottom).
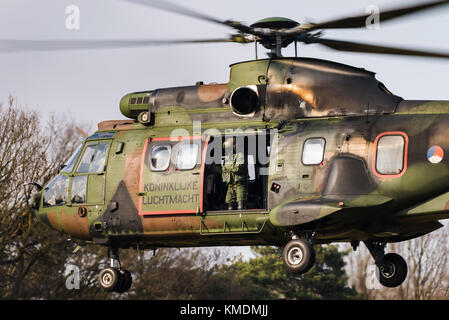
<box><xmin>230</xmin><ymin>85</ymin><xmax>259</xmax><ymax>117</ymax></box>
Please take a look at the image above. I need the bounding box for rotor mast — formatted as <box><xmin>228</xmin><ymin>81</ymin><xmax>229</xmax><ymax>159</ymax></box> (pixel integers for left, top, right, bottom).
<box><xmin>250</xmin><ymin>17</ymin><xmax>300</xmax><ymax>58</ymax></box>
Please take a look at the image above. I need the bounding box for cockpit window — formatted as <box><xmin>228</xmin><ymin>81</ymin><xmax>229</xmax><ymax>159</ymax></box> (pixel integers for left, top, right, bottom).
<box><xmin>71</xmin><ymin>175</ymin><xmax>87</xmax><ymax>204</ymax></box>
<box><xmin>43</xmin><ymin>175</ymin><xmax>69</xmax><ymax>207</ymax></box>
<box><xmin>76</xmin><ymin>142</ymin><xmax>110</xmax><ymax>173</ymax></box>
<box><xmin>90</xmin><ymin>142</ymin><xmax>109</xmax><ymax>172</ymax></box>
<box><xmin>61</xmin><ymin>144</ymin><xmax>83</xmax><ymax>173</ymax></box>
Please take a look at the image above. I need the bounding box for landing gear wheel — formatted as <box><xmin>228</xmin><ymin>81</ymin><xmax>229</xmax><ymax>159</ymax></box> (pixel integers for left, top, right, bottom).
<box><xmin>282</xmin><ymin>239</ymin><xmax>315</xmax><ymax>275</ymax></box>
<box><xmin>98</xmin><ymin>267</ymin><xmax>120</xmax><ymax>292</ymax></box>
<box><xmin>115</xmin><ymin>269</ymin><xmax>132</xmax><ymax>293</ymax></box>
<box><xmin>377</xmin><ymin>253</ymin><xmax>408</xmax><ymax>288</ymax></box>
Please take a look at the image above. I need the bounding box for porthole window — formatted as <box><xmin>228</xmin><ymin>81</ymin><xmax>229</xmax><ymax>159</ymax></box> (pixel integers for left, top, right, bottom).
<box><xmin>302</xmin><ymin>138</ymin><xmax>326</xmax><ymax>165</ymax></box>
<box><xmin>176</xmin><ymin>143</ymin><xmax>199</xmax><ymax>170</ymax></box>
<box><xmin>150</xmin><ymin>145</ymin><xmax>171</xmax><ymax>171</ymax></box>
<box><xmin>375</xmin><ymin>135</ymin><xmax>405</xmax><ymax>175</ymax></box>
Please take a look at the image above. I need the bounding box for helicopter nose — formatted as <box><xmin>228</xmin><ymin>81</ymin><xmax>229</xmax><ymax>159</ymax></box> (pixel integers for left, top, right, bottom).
<box><xmin>30</xmin><ymin>191</ymin><xmax>53</xmax><ymax>229</ymax></box>
<box><xmin>33</xmin><ymin>199</ymin><xmax>55</xmax><ymax>229</ymax></box>
<box><xmin>23</xmin><ymin>182</ymin><xmax>43</xmax><ymax>219</ymax></box>
<box><xmin>31</xmin><ymin>191</ymin><xmax>55</xmax><ymax>230</ymax></box>
<box><xmin>31</xmin><ymin>192</ymin><xmax>41</xmax><ymax>212</ymax></box>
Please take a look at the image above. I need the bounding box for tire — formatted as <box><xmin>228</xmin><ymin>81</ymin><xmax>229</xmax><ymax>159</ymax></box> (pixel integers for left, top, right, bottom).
<box><xmin>98</xmin><ymin>267</ymin><xmax>120</xmax><ymax>292</ymax></box>
<box><xmin>114</xmin><ymin>269</ymin><xmax>132</xmax><ymax>293</ymax></box>
<box><xmin>282</xmin><ymin>239</ymin><xmax>315</xmax><ymax>275</ymax></box>
<box><xmin>377</xmin><ymin>253</ymin><xmax>408</xmax><ymax>288</ymax></box>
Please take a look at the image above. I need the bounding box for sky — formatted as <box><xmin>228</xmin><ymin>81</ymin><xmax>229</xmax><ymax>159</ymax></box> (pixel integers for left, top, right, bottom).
<box><xmin>1</xmin><ymin>0</ymin><xmax>448</xmax><ymax>261</ymax></box>
<box><xmin>1</xmin><ymin>0</ymin><xmax>449</xmax><ymax>130</ymax></box>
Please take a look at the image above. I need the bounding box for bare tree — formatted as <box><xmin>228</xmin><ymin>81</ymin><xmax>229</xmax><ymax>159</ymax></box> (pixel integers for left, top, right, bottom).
<box><xmin>0</xmin><ymin>96</ymin><xmax>87</xmax><ymax>299</ymax></box>
<box><xmin>346</xmin><ymin>245</ymin><xmax>378</xmax><ymax>299</ymax></box>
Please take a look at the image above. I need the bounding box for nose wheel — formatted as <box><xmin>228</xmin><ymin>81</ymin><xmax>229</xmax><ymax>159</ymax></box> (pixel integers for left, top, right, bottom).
<box><xmin>98</xmin><ymin>267</ymin><xmax>119</xmax><ymax>291</ymax></box>
<box><xmin>282</xmin><ymin>238</ymin><xmax>315</xmax><ymax>275</ymax></box>
<box><xmin>98</xmin><ymin>247</ymin><xmax>132</xmax><ymax>293</ymax></box>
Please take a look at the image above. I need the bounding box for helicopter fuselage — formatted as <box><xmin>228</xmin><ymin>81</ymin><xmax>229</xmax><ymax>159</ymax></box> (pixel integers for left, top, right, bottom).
<box><xmin>35</xmin><ymin>57</ymin><xmax>449</xmax><ymax>249</ymax></box>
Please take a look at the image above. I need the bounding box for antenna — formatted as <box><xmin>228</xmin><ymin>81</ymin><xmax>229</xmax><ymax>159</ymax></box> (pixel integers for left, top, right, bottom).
<box><xmin>255</xmin><ymin>40</ymin><xmax>258</xmax><ymax>60</ymax></box>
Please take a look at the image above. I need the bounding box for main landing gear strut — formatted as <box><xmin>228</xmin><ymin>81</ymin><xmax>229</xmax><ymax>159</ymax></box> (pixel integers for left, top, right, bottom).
<box><xmin>364</xmin><ymin>241</ymin><xmax>408</xmax><ymax>288</ymax></box>
<box><xmin>98</xmin><ymin>247</ymin><xmax>133</xmax><ymax>293</ymax></box>
<box><xmin>280</xmin><ymin>237</ymin><xmax>408</xmax><ymax>288</ymax></box>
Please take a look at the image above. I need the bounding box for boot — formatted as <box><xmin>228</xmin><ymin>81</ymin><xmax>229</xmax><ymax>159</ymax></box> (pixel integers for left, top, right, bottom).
<box><xmin>237</xmin><ymin>201</ymin><xmax>246</xmax><ymax>210</ymax></box>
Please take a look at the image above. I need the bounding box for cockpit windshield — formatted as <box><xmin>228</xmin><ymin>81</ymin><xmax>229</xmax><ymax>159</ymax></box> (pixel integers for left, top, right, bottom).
<box><xmin>41</xmin><ymin>138</ymin><xmax>111</xmax><ymax>208</ymax></box>
<box><xmin>61</xmin><ymin>144</ymin><xmax>83</xmax><ymax>173</ymax></box>
<box><xmin>76</xmin><ymin>142</ymin><xmax>110</xmax><ymax>173</ymax></box>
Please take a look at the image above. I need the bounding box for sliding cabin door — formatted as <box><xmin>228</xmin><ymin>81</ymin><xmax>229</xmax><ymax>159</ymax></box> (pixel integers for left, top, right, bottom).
<box><xmin>138</xmin><ymin>136</ymin><xmax>207</xmax><ymax>215</ymax></box>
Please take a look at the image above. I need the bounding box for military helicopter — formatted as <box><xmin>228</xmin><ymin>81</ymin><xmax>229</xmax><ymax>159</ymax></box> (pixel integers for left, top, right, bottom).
<box><xmin>10</xmin><ymin>0</ymin><xmax>449</xmax><ymax>293</ymax></box>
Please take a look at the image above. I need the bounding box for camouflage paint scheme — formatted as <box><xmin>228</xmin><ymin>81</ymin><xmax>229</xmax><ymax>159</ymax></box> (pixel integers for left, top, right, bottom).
<box><xmin>36</xmin><ymin>57</ymin><xmax>449</xmax><ymax>251</ymax></box>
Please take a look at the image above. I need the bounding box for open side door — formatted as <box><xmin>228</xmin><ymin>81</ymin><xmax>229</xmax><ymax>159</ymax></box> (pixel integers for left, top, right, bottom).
<box><xmin>203</xmin><ymin>132</ymin><xmax>271</xmax><ymax>212</ymax></box>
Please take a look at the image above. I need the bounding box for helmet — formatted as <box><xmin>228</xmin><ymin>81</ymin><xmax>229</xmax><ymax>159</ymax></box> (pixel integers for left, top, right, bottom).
<box><xmin>223</xmin><ymin>137</ymin><xmax>235</xmax><ymax>149</ymax></box>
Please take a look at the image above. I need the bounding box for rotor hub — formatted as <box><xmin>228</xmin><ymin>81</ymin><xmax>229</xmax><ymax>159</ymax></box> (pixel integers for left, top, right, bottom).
<box><xmin>250</xmin><ymin>17</ymin><xmax>301</xmax><ymax>57</ymax></box>
<box><xmin>250</xmin><ymin>17</ymin><xmax>300</xmax><ymax>29</ymax></box>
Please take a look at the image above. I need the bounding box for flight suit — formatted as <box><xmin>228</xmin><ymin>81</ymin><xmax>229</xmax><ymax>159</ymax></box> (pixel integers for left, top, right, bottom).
<box><xmin>222</xmin><ymin>151</ymin><xmax>248</xmax><ymax>210</ymax></box>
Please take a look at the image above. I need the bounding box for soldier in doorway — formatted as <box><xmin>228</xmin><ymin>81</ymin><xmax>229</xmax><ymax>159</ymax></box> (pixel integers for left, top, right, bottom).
<box><xmin>222</xmin><ymin>136</ymin><xmax>248</xmax><ymax>210</ymax></box>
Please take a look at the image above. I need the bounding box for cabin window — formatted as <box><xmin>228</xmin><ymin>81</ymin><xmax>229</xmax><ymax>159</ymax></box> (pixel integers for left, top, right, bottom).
<box><xmin>150</xmin><ymin>145</ymin><xmax>171</xmax><ymax>171</ymax></box>
<box><xmin>71</xmin><ymin>175</ymin><xmax>87</xmax><ymax>204</ymax></box>
<box><xmin>176</xmin><ymin>143</ymin><xmax>199</xmax><ymax>170</ymax></box>
<box><xmin>61</xmin><ymin>144</ymin><xmax>83</xmax><ymax>173</ymax></box>
<box><xmin>43</xmin><ymin>175</ymin><xmax>69</xmax><ymax>207</ymax></box>
<box><xmin>302</xmin><ymin>138</ymin><xmax>326</xmax><ymax>165</ymax></box>
<box><xmin>375</xmin><ymin>135</ymin><xmax>405</xmax><ymax>175</ymax></box>
<box><xmin>76</xmin><ymin>142</ymin><xmax>110</xmax><ymax>173</ymax></box>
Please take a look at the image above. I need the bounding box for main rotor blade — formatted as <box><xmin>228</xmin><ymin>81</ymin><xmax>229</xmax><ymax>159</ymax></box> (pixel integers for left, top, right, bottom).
<box><xmin>305</xmin><ymin>0</ymin><xmax>449</xmax><ymax>31</ymax></box>
<box><xmin>122</xmin><ymin>0</ymin><xmax>253</xmax><ymax>34</ymax></box>
<box><xmin>76</xmin><ymin>127</ymin><xmax>89</xmax><ymax>139</ymax></box>
<box><xmin>0</xmin><ymin>38</ymin><xmax>237</xmax><ymax>52</ymax></box>
<box><xmin>309</xmin><ymin>37</ymin><xmax>449</xmax><ymax>58</ymax></box>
